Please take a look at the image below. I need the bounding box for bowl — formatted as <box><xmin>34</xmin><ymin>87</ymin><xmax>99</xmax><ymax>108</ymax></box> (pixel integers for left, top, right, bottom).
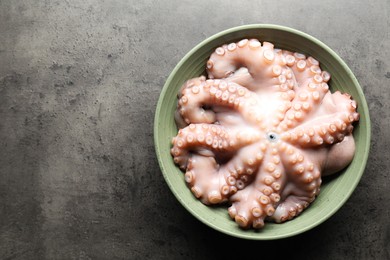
<box><xmin>154</xmin><ymin>24</ymin><xmax>370</xmax><ymax>240</ymax></box>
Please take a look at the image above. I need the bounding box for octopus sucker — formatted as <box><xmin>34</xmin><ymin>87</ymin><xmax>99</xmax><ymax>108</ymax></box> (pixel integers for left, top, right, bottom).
<box><xmin>171</xmin><ymin>39</ymin><xmax>359</xmax><ymax>229</ymax></box>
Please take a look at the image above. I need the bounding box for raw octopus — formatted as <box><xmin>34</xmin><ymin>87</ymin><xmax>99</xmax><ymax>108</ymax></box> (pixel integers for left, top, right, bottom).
<box><xmin>170</xmin><ymin>39</ymin><xmax>359</xmax><ymax>229</ymax></box>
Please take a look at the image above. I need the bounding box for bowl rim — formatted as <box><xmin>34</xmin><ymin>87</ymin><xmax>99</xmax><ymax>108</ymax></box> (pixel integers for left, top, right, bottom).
<box><xmin>154</xmin><ymin>24</ymin><xmax>371</xmax><ymax>240</ymax></box>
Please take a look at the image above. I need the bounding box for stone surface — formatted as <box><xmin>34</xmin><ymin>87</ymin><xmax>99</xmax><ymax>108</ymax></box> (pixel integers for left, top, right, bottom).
<box><xmin>0</xmin><ymin>0</ymin><xmax>388</xmax><ymax>259</ymax></box>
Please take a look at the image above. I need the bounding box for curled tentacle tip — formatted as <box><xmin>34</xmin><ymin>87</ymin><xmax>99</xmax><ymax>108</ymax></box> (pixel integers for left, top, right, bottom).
<box><xmin>208</xmin><ymin>191</ymin><xmax>222</xmax><ymax>204</ymax></box>
<box><xmin>235</xmin><ymin>215</ymin><xmax>249</xmax><ymax>228</ymax></box>
<box><xmin>253</xmin><ymin>218</ymin><xmax>265</xmax><ymax>229</ymax></box>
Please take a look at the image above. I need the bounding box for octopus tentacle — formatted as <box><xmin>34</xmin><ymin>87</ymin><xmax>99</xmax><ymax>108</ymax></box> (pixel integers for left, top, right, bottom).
<box><xmin>283</xmin><ymin>52</ymin><xmax>330</xmax><ymax>86</ymax></box>
<box><xmin>171</xmin><ymin>123</ymin><xmax>260</xmax><ymax>170</ymax></box>
<box><xmin>222</xmin><ymin>67</ymin><xmax>253</xmax><ymax>87</ymax></box>
<box><xmin>271</xmin><ymin>195</ymin><xmax>311</xmax><ymax>223</ymax></box>
<box><xmin>206</xmin><ymin>39</ymin><xmax>294</xmax><ymax>91</ymax></box>
<box><xmin>277</xmin><ymin>84</ymin><xmax>330</xmax><ymax>131</ymax></box>
<box><xmin>281</xmin><ymin>116</ymin><xmax>356</xmax><ymax>148</ymax></box>
<box><xmin>228</xmin><ymin>148</ymin><xmax>284</xmax><ymax>229</ymax></box>
<box><xmin>186</xmin><ymin>142</ymin><xmax>265</xmax><ymax>205</ymax></box>
<box><xmin>280</xmin><ymin>91</ymin><xmax>359</xmax><ymax>147</ymax></box>
<box><xmin>177</xmin><ymin>77</ymin><xmax>268</xmax><ymax>127</ymax></box>
<box><xmin>271</xmin><ymin>143</ymin><xmax>322</xmax><ymax>222</ymax></box>
<box><xmin>277</xmin><ymin>54</ymin><xmax>334</xmax><ymax>130</ymax></box>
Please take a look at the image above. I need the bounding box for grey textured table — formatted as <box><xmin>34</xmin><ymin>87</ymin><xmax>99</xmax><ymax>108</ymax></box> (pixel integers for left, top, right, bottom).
<box><xmin>0</xmin><ymin>0</ymin><xmax>389</xmax><ymax>259</ymax></box>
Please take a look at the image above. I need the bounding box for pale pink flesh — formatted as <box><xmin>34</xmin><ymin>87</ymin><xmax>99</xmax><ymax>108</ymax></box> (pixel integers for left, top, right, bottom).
<box><xmin>171</xmin><ymin>39</ymin><xmax>359</xmax><ymax>229</ymax></box>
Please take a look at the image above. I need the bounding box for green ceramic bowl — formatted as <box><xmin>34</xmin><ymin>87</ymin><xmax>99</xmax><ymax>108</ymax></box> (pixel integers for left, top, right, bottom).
<box><xmin>154</xmin><ymin>24</ymin><xmax>370</xmax><ymax>240</ymax></box>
